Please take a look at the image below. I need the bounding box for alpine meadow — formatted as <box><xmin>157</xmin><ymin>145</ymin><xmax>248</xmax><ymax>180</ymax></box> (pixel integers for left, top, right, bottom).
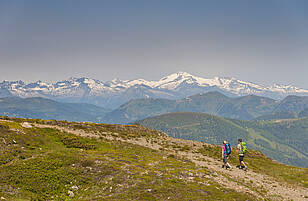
<box><xmin>1</xmin><ymin>1</ymin><xmax>308</xmax><ymax>200</ymax></box>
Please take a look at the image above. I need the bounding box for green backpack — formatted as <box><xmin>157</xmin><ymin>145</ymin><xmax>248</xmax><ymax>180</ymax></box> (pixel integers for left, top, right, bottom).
<box><xmin>241</xmin><ymin>142</ymin><xmax>247</xmax><ymax>154</ymax></box>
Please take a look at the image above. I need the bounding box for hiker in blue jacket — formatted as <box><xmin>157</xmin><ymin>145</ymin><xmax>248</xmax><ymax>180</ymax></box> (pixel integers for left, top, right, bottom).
<box><xmin>222</xmin><ymin>141</ymin><xmax>232</xmax><ymax>169</ymax></box>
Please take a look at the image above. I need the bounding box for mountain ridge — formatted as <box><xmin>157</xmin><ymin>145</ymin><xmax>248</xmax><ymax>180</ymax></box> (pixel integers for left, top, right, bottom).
<box><xmin>2</xmin><ymin>72</ymin><xmax>308</xmax><ymax>108</ymax></box>
<box><xmin>103</xmin><ymin>91</ymin><xmax>286</xmax><ymax>124</ymax></box>
<box><xmin>0</xmin><ymin>96</ymin><xmax>110</xmax><ymax>122</ymax></box>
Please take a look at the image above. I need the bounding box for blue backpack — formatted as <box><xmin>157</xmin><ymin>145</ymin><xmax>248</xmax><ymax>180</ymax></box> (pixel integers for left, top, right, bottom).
<box><xmin>225</xmin><ymin>143</ymin><xmax>231</xmax><ymax>155</ymax></box>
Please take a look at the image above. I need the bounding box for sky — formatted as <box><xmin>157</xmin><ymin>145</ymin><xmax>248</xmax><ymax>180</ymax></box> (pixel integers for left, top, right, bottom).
<box><xmin>0</xmin><ymin>0</ymin><xmax>308</xmax><ymax>88</ymax></box>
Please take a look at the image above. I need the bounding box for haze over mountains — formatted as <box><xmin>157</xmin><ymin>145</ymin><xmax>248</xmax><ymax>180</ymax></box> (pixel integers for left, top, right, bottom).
<box><xmin>1</xmin><ymin>72</ymin><xmax>308</xmax><ymax>109</ymax></box>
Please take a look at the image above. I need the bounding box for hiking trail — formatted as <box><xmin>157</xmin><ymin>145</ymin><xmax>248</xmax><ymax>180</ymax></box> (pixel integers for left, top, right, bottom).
<box><xmin>33</xmin><ymin>123</ymin><xmax>308</xmax><ymax>201</ymax></box>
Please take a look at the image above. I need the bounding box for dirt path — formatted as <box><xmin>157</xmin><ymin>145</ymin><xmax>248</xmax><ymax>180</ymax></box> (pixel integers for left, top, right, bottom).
<box><xmin>33</xmin><ymin>123</ymin><xmax>307</xmax><ymax>201</ymax></box>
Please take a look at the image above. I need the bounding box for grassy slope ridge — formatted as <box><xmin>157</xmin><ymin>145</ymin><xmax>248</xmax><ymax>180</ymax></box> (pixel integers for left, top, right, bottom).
<box><xmin>136</xmin><ymin>112</ymin><xmax>308</xmax><ymax>167</ymax></box>
<box><xmin>0</xmin><ymin>117</ymin><xmax>307</xmax><ymax>200</ymax></box>
<box><xmin>0</xmin><ymin>118</ymin><xmax>253</xmax><ymax>201</ymax></box>
<box><xmin>0</xmin><ymin>97</ymin><xmax>110</xmax><ymax>122</ymax></box>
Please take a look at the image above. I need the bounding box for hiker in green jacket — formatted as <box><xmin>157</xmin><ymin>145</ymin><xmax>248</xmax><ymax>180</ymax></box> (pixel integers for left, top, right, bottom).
<box><xmin>236</xmin><ymin>138</ymin><xmax>247</xmax><ymax>171</ymax></box>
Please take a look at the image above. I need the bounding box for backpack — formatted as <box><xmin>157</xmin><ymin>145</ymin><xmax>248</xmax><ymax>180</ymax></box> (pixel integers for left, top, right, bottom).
<box><xmin>225</xmin><ymin>143</ymin><xmax>231</xmax><ymax>155</ymax></box>
<box><xmin>241</xmin><ymin>142</ymin><xmax>247</xmax><ymax>154</ymax></box>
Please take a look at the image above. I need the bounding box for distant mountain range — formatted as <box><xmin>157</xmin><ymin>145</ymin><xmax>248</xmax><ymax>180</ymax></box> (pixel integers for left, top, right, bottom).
<box><xmin>1</xmin><ymin>92</ymin><xmax>308</xmax><ymax>124</ymax></box>
<box><xmin>1</xmin><ymin>72</ymin><xmax>308</xmax><ymax>108</ymax></box>
<box><xmin>136</xmin><ymin>112</ymin><xmax>308</xmax><ymax>167</ymax></box>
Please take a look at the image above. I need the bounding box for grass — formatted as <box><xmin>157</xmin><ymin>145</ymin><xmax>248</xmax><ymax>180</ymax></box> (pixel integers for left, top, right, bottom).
<box><xmin>0</xmin><ymin>118</ymin><xmax>255</xmax><ymax>200</ymax></box>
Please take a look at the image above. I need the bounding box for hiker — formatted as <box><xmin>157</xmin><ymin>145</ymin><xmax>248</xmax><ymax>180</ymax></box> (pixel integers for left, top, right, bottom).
<box><xmin>221</xmin><ymin>140</ymin><xmax>232</xmax><ymax>169</ymax></box>
<box><xmin>236</xmin><ymin>138</ymin><xmax>247</xmax><ymax>171</ymax></box>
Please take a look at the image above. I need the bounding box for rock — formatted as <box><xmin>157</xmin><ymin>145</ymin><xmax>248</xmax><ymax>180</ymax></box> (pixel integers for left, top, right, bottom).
<box><xmin>204</xmin><ymin>175</ymin><xmax>211</xmax><ymax>179</ymax></box>
<box><xmin>21</xmin><ymin>122</ymin><xmax>32</xmax><ymax>128</ymax></box>
<box><xmin>188</xmin><ymin>177</ymin><xmax>194</xmax><ymax>180</ymax></box>
<box><xmin>71</xmin><ymin>185</ymin><xmax>79</xmax><ymax>190</ymax></box>
<box><xmin>68</xmin><ymin>190</ymin><xmax>74</xmax><ymax>197</ymax></box>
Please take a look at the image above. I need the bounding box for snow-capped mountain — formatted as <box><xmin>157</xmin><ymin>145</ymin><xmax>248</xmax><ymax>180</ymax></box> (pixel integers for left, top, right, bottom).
<box><xmin>1</xmin><ymin>72</ymin><xmax>308</xmax><ymax>108</ymax></box>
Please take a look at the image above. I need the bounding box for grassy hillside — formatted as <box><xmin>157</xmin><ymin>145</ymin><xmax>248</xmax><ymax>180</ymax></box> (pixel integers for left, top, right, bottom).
<box><xmin>136</xmin><ymin>112</ymin><xmax>308</xmax><ymax>167</ymax></box>
<box><xmin>0</xmin><ymin>117</ymin><xmax>252</xmax><ymax>200</ymax></box>
<box><xmin>136</xmin><ymin>112</ymin><xmax>250</xmax><ymax>144</ymax></box>
<box><xmin>0</xmin><ymin>117</ymin><xmax>307</xmax><ymax>200</ymax></box>
<box><xmin>0</xmin><ymin>97</ymin><xmax>110</xmax><ymax>122</ymax></box>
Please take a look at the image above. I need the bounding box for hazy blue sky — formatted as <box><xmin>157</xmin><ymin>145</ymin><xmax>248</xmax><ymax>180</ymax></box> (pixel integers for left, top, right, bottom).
<box><xmin>1</xmin><ymin>0</ymin><xmax>308</xmax><ymax>88</ymax></box>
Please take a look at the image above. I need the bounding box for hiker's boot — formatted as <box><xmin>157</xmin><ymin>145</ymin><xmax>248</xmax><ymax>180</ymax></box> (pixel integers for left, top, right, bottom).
<box><xmin>243</xmin><ymin>166</ymin><xmax>248</xmax><ymax>171</ymax></box>
<box><xmin>221</xmin><ymin>165</ymin><xmax>225</xmax><ymax>169</ymax></box>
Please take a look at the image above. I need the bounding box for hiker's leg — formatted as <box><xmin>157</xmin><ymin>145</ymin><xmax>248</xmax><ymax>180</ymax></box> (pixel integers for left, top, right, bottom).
<box><xmin>239</xmin><ymin>155</ymin><xmax>245</xmax><ymax>168</ymax></box>
<box><xmin>240</xmin><ymin>156</ymin><xmax>247</xmax><ymax>170</ymax></box>
<box><xmin>241</xmin><ymin>155</ymin><xmax>246</xmax><ymax>166</ymax></box>
<box><xmin>222</xmin><ymin>156</ymin><xmax>227</xmax><ymax>168</ymax></box>
<box><xmin>226</xmin><ymin>156</ymin><xmax>231</xmax><ymax>168</ymax></box>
